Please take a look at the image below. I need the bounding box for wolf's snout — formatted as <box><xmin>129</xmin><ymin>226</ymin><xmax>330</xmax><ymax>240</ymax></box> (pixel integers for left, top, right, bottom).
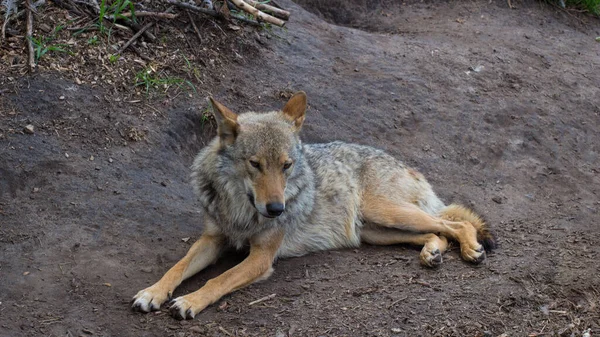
<box><xmin>266</xmin><ymin>202</ymin><xmax>285</xmax><ymax>217</ymax></box>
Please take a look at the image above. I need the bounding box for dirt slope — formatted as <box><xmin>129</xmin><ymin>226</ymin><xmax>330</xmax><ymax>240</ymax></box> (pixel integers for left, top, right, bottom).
<box><xmin>1</xmin><ymin>1</ymin><xmax>600</xmax><ymax>336</ymax></box>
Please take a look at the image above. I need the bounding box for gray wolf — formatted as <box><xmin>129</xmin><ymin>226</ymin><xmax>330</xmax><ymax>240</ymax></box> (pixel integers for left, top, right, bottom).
<box><xmin>132</xmin><ymin>92</ymin><xmax>496</xmax><ymax>319</ymax></box>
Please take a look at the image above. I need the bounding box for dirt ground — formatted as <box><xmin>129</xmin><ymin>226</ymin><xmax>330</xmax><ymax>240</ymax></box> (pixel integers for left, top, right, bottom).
<box><xmin>1</xmin><ymin>0</ymin><xmax>600</xmax><ymax>336</ymax></box>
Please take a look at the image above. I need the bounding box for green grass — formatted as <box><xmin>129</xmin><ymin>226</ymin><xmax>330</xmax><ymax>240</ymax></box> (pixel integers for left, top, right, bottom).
<box><xmin>97</xmin><ymin>0</ymin><xmax>136</xmax><ymax>36</ymax></box>
<box><xmin>566</xmin><ymin>0</ymin><xmax>600</xmax><ymax>14</ymax></box>
<box><xmin>134</xmin><ymin>67</ymin><xmax>196</xmax><ymax>95</ymax></box>
<box><xmin>551</xmin><ymin>0</ymin><xmax>600</xmax><ymax>14</ymax></box>
<box><xmin>200</xmin><ymin>106</ymin><xmax>213</xmax><ymax>128</ymax></box>
<box><xmin>29</xmin><ymin>24</ymin><xmax>71</xmax><ymax>63</ymax></box>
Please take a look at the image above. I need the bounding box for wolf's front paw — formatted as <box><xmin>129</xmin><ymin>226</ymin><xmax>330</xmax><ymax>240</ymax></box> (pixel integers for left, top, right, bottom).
<box><xmin>420</xmin><ymin>248</ymin><xmax>443</xmax><ymax>267</ymax></box>
<box><xmin>461</xmin><ymin>244</ymin><xmax>486</xmax><ymax>264</ymax></box>
<box><xmin>132</xmin><ymin>285</ymin><xmax>171</xmax><ymax>312</ymax></box>
<box><xmin>168</xmin><ymin>293</ymin><xmax>212</xmax><ymax>320</ymax></box>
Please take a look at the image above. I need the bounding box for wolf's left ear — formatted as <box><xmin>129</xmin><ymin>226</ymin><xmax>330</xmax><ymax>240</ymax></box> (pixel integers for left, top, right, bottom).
<box><xmin>209</xmin><ymin>97</ymin><xmax>239</xmax><ymax>146</ymax></box>
<box><xmin>282</xmin><ymin>91</ymin><xmax>307</xmax><ymax>131</ymax></box>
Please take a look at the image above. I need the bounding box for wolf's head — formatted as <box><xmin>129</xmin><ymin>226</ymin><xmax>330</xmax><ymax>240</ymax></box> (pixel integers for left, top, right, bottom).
<box><xmin>209</xmin><ymin>92</ymin><xmax>307</xmax><ymax>219</ymax></box>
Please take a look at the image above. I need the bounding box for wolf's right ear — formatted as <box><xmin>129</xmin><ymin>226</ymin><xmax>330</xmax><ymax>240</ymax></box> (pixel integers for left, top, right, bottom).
<box><xmin>209</xmin><ymin>97</ymin><xmax>239</xmax><ymax>146</ymax></box>
<box><xmin>282</xmin><ymin>91</ymin><xmax>307</xmax><ymax>132</ymax></box>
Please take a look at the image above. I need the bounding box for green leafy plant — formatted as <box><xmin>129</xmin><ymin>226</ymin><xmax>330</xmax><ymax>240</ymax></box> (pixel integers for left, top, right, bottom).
<box><xmin>97</xmin><ymin>0</ymin><xmax>136</xmax><ymax>36</ymax></box>
<box><xmin>87</xmin><ymin>35</ymin><xmax>99</xmax><ymax>45</ymax></box>
<box><xmin>566</xmin><ymin>0</ymin><xmax>600</xmax><ymax>14</ymax></box>
<box><xmin>134</xmin><ymin>67</ymin><xmax>196</xmax><ymax>95</ymax></box>
<box><xmin>29</xmin><ymin>25</ymin><xmax>71</xmax><ymax>63</ymax></box>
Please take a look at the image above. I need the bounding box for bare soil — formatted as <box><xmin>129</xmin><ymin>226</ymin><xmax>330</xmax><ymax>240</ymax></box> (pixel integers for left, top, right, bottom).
<box><xmin>1</xmin><ymin>0</ymin><xmax>600</xmax><ymax>336</ymax></box>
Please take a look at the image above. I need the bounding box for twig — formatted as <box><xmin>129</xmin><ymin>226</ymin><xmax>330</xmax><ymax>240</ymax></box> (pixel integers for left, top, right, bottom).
<box><xmin>25</xmin><ymin>0</ymin><xmax>35</xmax><ymax>72</ymax></box>
<box><xmin>168</xmin><ymin>0</ymin><xmax>260</xmax><ymax>26</ymax></box>
<box><xmin>114</xmin><ymin>22</ymin><xmax>153</xmax><ymax>56</ymax></box>
<box><xmin>52</xmin><ymin>0</ymin><xmax>88</xmax><ymax>17</ymax></box>
<box><xmin>129</xmin><ymin>22</ymin><xmax>156</xmax><ymax>42</ymax></box>
<box><xmin>117</xmin><ymin>11</ymin><xmax>179</xmax><ymax>19</ymax></box>
<box><xmin>229</xmin><ymin>0</ymin><xmax>285</xmax><ymax>26</ymax></box>
<box><xmin>245</xmin><ymin>0</ymin><xmax>289</xmax><ymax>19</ymax></box>
<box><xmin>167</xmin><ymin>0</ymin><xmax>220</xmax><ymax>17</ymax></box>
<box><xmin>218</xmin><ymin>326</ymin><xmax>233</xmax><ymax>336</ymax></box>
<box><xmin>2</xmin><ymin>10</ymin><xmax>26</xmax><ymax>41</ymax></box>
<box><xmin>387</xmin><ymin>296</ymin><xmax>408</xmax><ymax>309</ymax></box>
<box><xmin>248</xmin><ymin>293</ymin><xmax>276</xmax><ymax>306</ymax></box>
<box><xmin>187</xmin><ymin>10</ymin><xmax>203</xmax><ymax>45</ymax></box>
<box><xmin>414</xmin><ymin>279</ymin><xmax>433</xmax><ymax>288</ymax></box>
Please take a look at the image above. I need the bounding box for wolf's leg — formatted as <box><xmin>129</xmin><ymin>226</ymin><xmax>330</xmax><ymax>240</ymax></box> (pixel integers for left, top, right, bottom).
<box><xmin>361</xmin><ymin>228</ymin><xmax>448</xmax><ymax>267</ymax></box>
<box><xmin>168</xmin><ymin>229</ymin><xmax>284</xmax><ymax>320</ymax></box>
<box><xmin>361</xmin><ymin>195</ymin><xmax>485</xmax><ymax>263</ymax></box>
<box><xmin>132</xmin><ymin>233</ymin><xmax>224</xmax><ymax>312</ymax></box>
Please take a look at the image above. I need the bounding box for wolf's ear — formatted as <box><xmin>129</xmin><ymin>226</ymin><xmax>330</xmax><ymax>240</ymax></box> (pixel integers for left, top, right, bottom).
<box><xmin>282</xmin><ymin>91</ymin><xmax>307</xmax><ymax>132</ymax></box>
<box><xmin>209</xmin><ymin>97</ymin><xmax>239</xmax><ymax>146</ymax></box>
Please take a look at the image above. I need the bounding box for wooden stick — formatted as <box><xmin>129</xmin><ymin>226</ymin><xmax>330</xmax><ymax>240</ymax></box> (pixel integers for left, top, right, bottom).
<box><xmin>26</xmin><ymin>0</ymin><xmax>35</xmax><ymax>71</ymax></box>
<box><xmin>167</xmin><ymin>0</ymin><xmax>219</xmax><ymax>17</ymax></box>
<box><xmin>229</xmin><ymin>0</ymin><xmax>285</xmax><ymax>26</ymax></box>
<box><xmin>117</xmin><ymin>11</ymin><xmax>179</xmax><ymax>19</ymax></box>
<box><xmin>167</xmin><ymin>0</ymin><xmax>260</xmax><ymax>26</ymax></box>
<box><xmin>245</xmin><ymin>0</ymin><xmax>289</xmax><ymax>19</ymax></box>
<box><xmin>186</xmin><ymin>10</ymin><xmax>203</xmax><ymax>45</ymax></box>
<box><xmin>248</xmin><ymin>293</ymin><xmax>276</xmax><ymax>306</ymax></box>
<box><xmin>115</xmin><ymin>22</ymin><xmax>153</xmax><ymax>56</ymax></box>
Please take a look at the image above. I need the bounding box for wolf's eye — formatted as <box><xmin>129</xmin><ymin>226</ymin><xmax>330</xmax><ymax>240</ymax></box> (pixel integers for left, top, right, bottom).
<box><xmin>283</xmin><ymin>162</ymin><xmax>293</xmax><ymax>171</ymax></box>
<box><xmin>249</xmin><ymin>160</ymin><xmax>260</xmax><ymax>169</ymax></box>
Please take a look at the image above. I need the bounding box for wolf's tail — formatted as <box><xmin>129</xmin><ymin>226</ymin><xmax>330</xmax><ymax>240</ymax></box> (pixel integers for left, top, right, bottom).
<box><xmin>438</xmin><ymin>204</ymin><xmax>497</xmax><ymax>252</ymax></box>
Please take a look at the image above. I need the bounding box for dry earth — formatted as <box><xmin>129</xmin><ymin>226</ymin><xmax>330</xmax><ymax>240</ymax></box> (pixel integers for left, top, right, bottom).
<box><xmin>1</xmin><ymin>0</ymin><xmax>600</xmax><ymax>336</ymax></box>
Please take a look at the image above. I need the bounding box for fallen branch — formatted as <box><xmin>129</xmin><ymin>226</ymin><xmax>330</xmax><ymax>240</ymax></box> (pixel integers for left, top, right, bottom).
<box><xmin>245</xmin><ymin>0</ymin><xmax>289</xmax><ymax>20</ymax></box>
<box><xmin>167</xmin><ymin>0</ymin><xmax>260</xmax><ymax>26</ymax></box>
<box><xmin>117</xmin><ymin>11</ymin><xmax>179</xmax><ymax>19</ymax></box>
<box><xmin>186</xmin><ymin>10</ymin><xmax>203</xmax><ymax>45</ymax></box>
<box><xmin>229</xmin><ymin>0</ymin><xmax>285</xmax><ymax>27</ymax></box>
<box><xmin>1</xmin><ymin>1</ymin><xmax>21</xmax><ymax>41</ymax></box>
<box><xmin>114</xmin><ymin>22</ymin><xmax>153</xmax><ymax>56</ymax></box>
<box><xmin>248</xmin><ymin>293</ymin><xmax>276</xmax><ymax>306</ymax></box>
<box><xmin>25</xmin><ymin>0</ymin><xmax>35</xmax><ymax>71</ymax></box>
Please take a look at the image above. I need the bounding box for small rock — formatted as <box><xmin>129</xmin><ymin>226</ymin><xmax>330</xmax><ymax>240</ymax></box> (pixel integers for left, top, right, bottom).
<box><xmin>354</xmin><ymin>68</ymin><xmax>359</xmax><ymax>72</ymax></box>
<box><xmin>492</xmin><ymin>196</ymin><xmax>503</xmax><ymax>204</ymax></box>
<box><xmin>108</xmin><ymin>158</ymin><xmax>113</xmax><ymax>163</ymax></box>
<box><xmin>59</xmin><ymin>95</ymin><xmax>65</xmax><ymax>100</ymax></box>
<box><xmin>189</xmin><ymin>326</ymin><xmax>204</xmax><ymax>333</ymax></box>
<box><xmin>39</xmin><ymin>23</ymin><xmax>52</xmax><ymax>33</ymax></box>
<box><xmin>75</xmin><ymin>78</ymin><xmax>82</xmax><ymax>85</ymax></box>
<box><xmin>161</xmin><ymin>181</ymin><xmax>167</xmax><ymax>187</ymax></box>
<box><xmin>65</xmin><ymin>153</ymin><xmax>70</xmax><ymax>158</ymax></box>
<box><xmin>89</xmin><ymin>155</ymin><xmax>94</xmax><ymax>161</ymax></box>
<box><xmin>140</xmin><ymin>267</ymin><xmax>153</xmax><ymax>273</ymax></box>
<box><xmin>469</xmin><ymin>65</ymin><xmax>484</xmax><ymax>72</ymax></box>
<box><xmin>24</xmin><ymin>124</ymin><xmax>35</xmax><ymax>134</ymax></box>
<box><xmin>391</xmin><ymin>328</ymin><xmax>402</xmax><ymax>333</ymax></box>
<box><xmin>32</xmin><ymin>187</ymin><xmax>40</xmax><ymax>193</ymax></box>
<box><xmin>181</xmin><ymin>237</ymin><xmax>190</xmax><ymax>243</ymax></box>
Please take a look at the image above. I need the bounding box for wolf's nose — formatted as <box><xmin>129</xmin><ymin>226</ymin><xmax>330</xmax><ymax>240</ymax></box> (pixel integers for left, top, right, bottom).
<box><xmin>266</xmin><ymin>203</ymin><xmax>285</xmax><ymax>217</ymax></box>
